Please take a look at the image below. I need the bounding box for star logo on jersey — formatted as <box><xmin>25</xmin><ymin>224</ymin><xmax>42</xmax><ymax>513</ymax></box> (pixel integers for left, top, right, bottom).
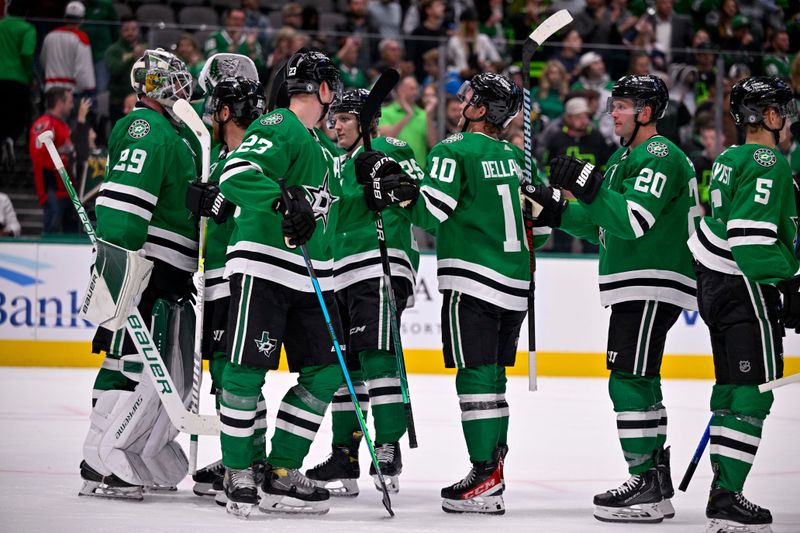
<box><xmin>385</xmin><ymin>136</ymin><xmax>407</xmax><ymax>147</ymax></box>
<box><xmin>260</xmin><ymin>114</ymin><xmax>283</xmax><ymax>126</ymax></box>
<box><xmin>128</xmin><ymin>119</ymin><xmax>150</xmax><ymax>139</ymax></box>
<box><xmin>305</xmin><ymin>171</ymin><xmax>339</xmax><ymax>230</ymax></box>
<box><xmin>254</xmin><ymin>331</ymin><xmax>277</xmax><ymax>357</ymax></box>
<box><xmin>646</xmin><ymin>141</ymin><xmax>669</xmax><ymax>158</ymax></box>
<box><xmin>442</xmin><ymin>133</ymin><xmax>463</xmax><ymax>144</ymax></box>
<box><xmin>753</xmin><ymin>148</ymin><xmax>776</xmax><ymax>167</ymax></box>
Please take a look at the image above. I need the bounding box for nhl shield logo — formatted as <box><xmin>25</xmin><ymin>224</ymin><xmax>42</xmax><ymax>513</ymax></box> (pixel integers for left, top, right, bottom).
<box><xmin>128</xmin><ymin>119</ymin><xmax>150</xmax><ymax>139</ymax></box>
<box><xmin>739</xmin><ymin>360</ymin><xmax>751</xmax><ymax>373</ymax></box>
<box><xmin>753</xmin><ymin>148</ymin><xmax>776</xmax><ymax>167</ymax></box>
<box><xmin>646</xmin><ymin>141</ymin><xmax>669</xmax><ymax>158</ymax></box>
<box><xmin>260</xmin><ymin>114</ymin><xmax>284</xmax><ymax>126</ymax></box>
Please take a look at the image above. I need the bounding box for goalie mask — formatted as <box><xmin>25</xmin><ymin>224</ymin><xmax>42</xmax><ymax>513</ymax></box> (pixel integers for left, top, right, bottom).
<box><xmin>130</xmin><ymin>49</ymin><xmax>193</xmax><ymax>110</ymax></box>
<box><xmin>457</xmin><ymin>72</ymin><xmax>523</xmax><ymax>129</ymax></box>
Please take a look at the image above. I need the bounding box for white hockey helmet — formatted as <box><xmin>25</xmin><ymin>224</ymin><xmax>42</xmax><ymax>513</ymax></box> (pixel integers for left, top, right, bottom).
<box><xmin>130</xmin><ymin>49</ymin><xmax>193</xmax><ymax>108</ymax></box>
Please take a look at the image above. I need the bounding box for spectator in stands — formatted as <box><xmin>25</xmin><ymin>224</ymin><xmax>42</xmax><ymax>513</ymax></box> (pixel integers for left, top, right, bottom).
<box><xmin>692</xmin><ymin>41</ymin><xmax>717</xmax><ymax>105</ymax></box>
<box><xmin>378</xmin><ymin>74</ymin><xmax>429</xmax><ymax>168</ymax></box>
<box><xmin>477</xmin><ymin>0</ymin><xmax>508</xmax><ymax>60</ymax></box>
<box><xmin>175</xmin><ymin>34</ymin><xmax>205</xmax><ymax>92</ymax></box>
<box><xmin>204</xmin><ymin>9</ymin><xmax>264</xmax><ymax>73</ymax></box>
<box><xmin>531</xmin><ymin>60</ymin><xmax>570</xmax><ymax>121</ymax></box>
<box><xmin>336</xmin><ymin>0</ymin><xmax>381</xmax><ymax>74</ymax></box>
<box><xmin>689</xmin><ymin>118</ymin><xmax>725</xmax><ymax>215</ymax></box>
<box><xmin>444</xmin><ymin>94</ymin><xmax>462</xmax><ymax>135</ymax></box>
<box><xmin>574</xmin><ymin>0</ymin><xmax>622</xmax><ymax>45</ymax></box>
<box><xmin>571</xmin><ymin>52</ymin><xmax>614</xmax><ymax>107</ymax></box>
<box><xmin>280</xmin><ymin>3</ymin><xmax>303</xmax><ymax>30</ymax></box>
<box><xmin>29</xmin><ymin>88</ymin><xmax>79</xmax><ymax>235</ymax></box>
<box><xmin>74</xmin><ymin>96</ymin><xmax>106</xmax><ymax>216</ymax></box>
<box><xmin>508</xmin><ymin>0</ymin><xmax>551</xmax><ymax>63</ymax></box>
<box><xmin>242</xmin><ymin>0</ymin><xmax>272</xmax><ymax>55</ymax></box>
<box><xmin>368</xmin><ymin>0</ymin><xmax>403</xmax><ymax>38</ymax></box>
<box><xmin>762</xmin><ymin>30</ymin><xmax>791</xmax><ymax>78</ymax></box>
<box><xmin>106</xmin><ymin>16</ymin><xmax>145</xmax><ymax>124</ymax></box>
<box><xmin>407</xmin><ymin>0</ymin><xmax>448</xmax><ymax>82</ymax></box>
<box><xmin>420</xmin><ymin>47</ymin><xmax>462</xmax><ymax>94</ymax></box>
<box><xmin>300</xmin><ymin>6</ymin><xmax>330</xmax><ymax>51</ymax></box>
<box><xmin>710</xmin><ymin>0</ymin><xmax>740</xmax><ymax>43</ymax></box>
<box><xmin>420</xmin><ymin>83</ymin><xmax>441</xmax><ymax>149</ymax></box>
<box><xmin>335</xmin><ymin>37</ymin><xmax>370</xmax><ymax>89</ymax></box>
<box><xmin>82</xmin><ymin>0</ymin><xmax>119</xmax><ymax>94</ymax></box>
<box><xmin>0</xmin><ymin>5</ymin><xmax>35</xmax><ymax>172</ymax></box>
<box><xmin>648</xmin><ymin>0</ymin><xmax>693</xmax><ymax>64</ymax></box>
<box><xmin>446</xmin><ymin>9</ymin><xmax>501</xmax><ymax>78</ymax></box>
<box><xmin>40</xmin><ymin>2</ymin><xmax>96</xmax><ymax>99</ymax></box>
<box><xmin>0</xmin><ymin>193</ymin><xmax>22</xmax><ymax>237</ymax></box>
<box><xmin>371</xmin><ymin>38</ymin><xmax>415</xmax><ymax>80</ymax></box>
<box><xmin>265</xmin><ymin>27</ymin><xmax>297</xmax><ymax>81</ymax></box>
<box><xmin>629</xmin><ymin>51</ymin><xmax>652</xmax><ymax>75</ymax></box>
<box><xmin>553</xmin><ymin>29</ymin><xmax>583</xmax><ymax>80</ymax></box>
<box><xmin>722</xmin><ymin>16</ymin><xmax>760</xmax><ymax>73</ymax></box>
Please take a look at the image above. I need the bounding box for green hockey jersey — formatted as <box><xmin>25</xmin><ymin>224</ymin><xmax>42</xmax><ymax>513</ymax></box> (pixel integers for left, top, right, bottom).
<box><xmin>218</xmin><ymin>108</ymin><xmax>343</xmax><ymax>293</ymax></box>
<box><xmin>405</xmin><ymin>132</ymin><xmax>547</xmax><ymax>311</ymax></box>
<box><xmin>204</xmin><ymin>144</ymin><xmax>236</xmax><ymax>301</ymax></box>
<box><xmin>333</xmin><ymin>136</ymin><xmax>421</xmax><ymax>293</ymax></box>
<box><xmin>560</xmin><ymin>135</ymin><xmax>699</xmax><ymax>309</ymax></box>
<box><xmin>95</xmin><ymin>104</ymin><xmax>199</xmax><ymax>272</ymax></box>
<box><xmin>688</xmin><ymin>144</ymin><xmax>799</xmax><ymax>284</ymax></box>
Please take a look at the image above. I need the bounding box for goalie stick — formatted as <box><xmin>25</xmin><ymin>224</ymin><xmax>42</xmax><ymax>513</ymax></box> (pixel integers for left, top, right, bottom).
<box><xmin>279</xmin><ymin>180</ymin><xmax>395</xmax><ymax>518</ymax></box>
<box><xmin>172</xmin><ymin>99</ymin><xmax>212</xmax><ymax>474</ymax></box>
<box><xmin>359</xmin><ymin>68</ymin><xmax>418</xmax><ymax>449</ymax></box>
<box><xmin>37</xmin><ymin>129</ymin><xmax>219</xmax><ymax>436</ymax></box>
<box><xmin>521</xmin><ymin>9</ymin><xmax>574</xmax><ymax>391</ymax></box>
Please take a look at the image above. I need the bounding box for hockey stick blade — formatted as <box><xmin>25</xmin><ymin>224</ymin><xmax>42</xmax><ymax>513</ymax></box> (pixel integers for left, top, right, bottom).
<box><xmin>172</xmin><ymin>99</ymin><xmax>211</xmax><ymax>183</ymax></box>
<box><xmin>528</xmin><ymin>9</ymin><xmax>573</xmax><ymax>48</ymax></box>
<box><xmin>361</xmin><ymin>68</ymin><xmax>400</xmax><ymax>152</ymax></box>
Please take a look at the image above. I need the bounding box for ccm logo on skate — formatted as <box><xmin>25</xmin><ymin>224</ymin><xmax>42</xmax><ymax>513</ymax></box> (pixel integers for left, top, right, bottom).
<box><xmin>462</xmin><ymin>477</ymin><xmax>498</xmax><ymax>499</ymax></box>
<box><xmin>577</xmin><ymin>163</ymin><xmax>595</xmax><ymax>187</ymax></box>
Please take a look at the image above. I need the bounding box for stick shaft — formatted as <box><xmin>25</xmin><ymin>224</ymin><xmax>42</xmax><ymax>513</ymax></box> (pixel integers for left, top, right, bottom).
<box><xmin>678</xmin><ymin>418</ymin><xmax>711</xmax><ymax>492</ymax></box>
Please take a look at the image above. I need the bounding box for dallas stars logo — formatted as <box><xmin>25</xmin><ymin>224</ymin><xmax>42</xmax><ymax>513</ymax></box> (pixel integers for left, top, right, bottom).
<box><xmin>753</xmin><ymin>148</ymin><xmax>776</xmax><ymax>167</ymax></box>
<box><xmin>254</xmin><ymin>331</ymin><xmax>277</xmax><ymax>357</ymax></box>
<box><xmin>305</xmin><ymin>171</ymin><xmax>339</xmax><ymax>230</ymax></box>
<box><xmin>646</xmin><ymin>141</ymin><xmax>669</xmax><ymax>158</ymax></box>
<box><xmin>128</xmin><ymin>119</ymin><xmax>150</xmax><ymax>139</ymax></box>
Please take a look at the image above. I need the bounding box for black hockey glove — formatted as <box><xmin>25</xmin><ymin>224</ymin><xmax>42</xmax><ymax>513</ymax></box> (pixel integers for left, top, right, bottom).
<box><xmin>364</xmin><ymin>173</ymin><xmax>420</xmax><ymax>212</ymax></box>
<box><xmin>185</xmin><ymin>181</ymin><xmax>234</xmax><ymax>224</ymax></box>
<box><xmin>274</xmin><ymin>185</ymin><xmax>316</xmax><ymax>248</ymax></box>
<box><xmin>548</xmin><ymin>154</ymin><xmax>604</xmax><ymax>204</ymax></box>
<box><xmin>520</xmin><ymin>184</ymin><xmax>568</xmax><ymax>228</ymax></box>
<box><xmin>778</xmin><ymin>275</ymin><xmax>800</xmax><ymax>333</ymax></box>
<box><xmin>354</xmin><ymin>150</ymin><xmax>403</xmax><ymax>185</ymax></box>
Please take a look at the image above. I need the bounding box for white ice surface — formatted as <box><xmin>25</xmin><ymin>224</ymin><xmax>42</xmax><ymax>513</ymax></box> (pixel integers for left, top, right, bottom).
<box><xmin>1</xmin><ymin>368</ymin><xmax>798</xmax><ymax>532</ymax></box>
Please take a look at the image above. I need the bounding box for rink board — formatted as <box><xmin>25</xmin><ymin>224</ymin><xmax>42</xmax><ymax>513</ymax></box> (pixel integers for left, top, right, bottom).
<box><xmin>2</xmin><ymin>241</ymin><xmax>798</xmax><ymax>377</ymax></box>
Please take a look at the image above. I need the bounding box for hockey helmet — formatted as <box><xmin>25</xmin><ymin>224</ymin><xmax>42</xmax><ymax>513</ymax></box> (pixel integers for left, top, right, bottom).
<box><xmin>729</xmin><ymin>76</ymin><xmax>796</xmax><ymax>127</ymax></box>
<box><xmin>606</xmin><ymin>75</ymin><xmax>669</xmax><ymax>122</ymax></box>
<box><xmin>284</xmin><ymin>49</ymin><xmax>343</xmax><ymax>101</ymax></box>
<box><xmin>457</xmin><ymin>72</ymin><xmax>523</xmax><ymax>128</ymax></box>
<box><xmin>327</xmin><ymin>88</ymin><xmax>375</xmax><ymax>128</ymax></box>
<box><xmin>209</xmin><ymin>77</ymin><xmax>267</xmax><ymax>126</ymax></box>
<box><xmin>130</xmin><ymin>49</ymin><xmax>193</xmax><ymax>106</ymax></box>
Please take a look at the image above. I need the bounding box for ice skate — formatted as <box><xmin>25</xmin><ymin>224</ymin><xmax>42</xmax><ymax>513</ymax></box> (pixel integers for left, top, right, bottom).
<box><xmin>193</xmin><ymin>459</ymin><xmax>225</xmax><ymax>497</ymax></box>
<box><xmin>441</xmin><ymin>460</ymin><xmax>505</xmax><ymax>515</ymax></box>
<box><xmin>593</xmin><ymin>468</ymin><xmax>664</xmax><ymax>523</ymax></box>
<box><xmin>306</xmin><ymin>444</ymin><xmax>360</xmax><ymax>496</ymax></box>
<box><xmin>78</xmin><ymin>460</ymin><xmax>143</xmax><ymax>501</ymax></box>
<box><xmin>369</xmin><ymin>442</ymin><xmax>401</xmax><ymax>494</ymax></box>
<box><xmin>259</xmin><ymin>466</ymin><xmax>330</xmax><ymax>514</ymax></box>
<box><xmin>705</xmin><ymin>486</ymin><xmax>773</xmax><ymax>533</ymax></box>
<box><xmin>655</xmin><ymin>446</ymin><xmax>675</xmax><ymax>519</ymax></box>
<box><xmin>495</xmin><ymin>444</ymin><xmax>509</xmax><ymax>490</ymax></box>
<box><xmin>223</xmin><ymin>467</ymin><xmax>258</xmax><ymax>518</ymax></box>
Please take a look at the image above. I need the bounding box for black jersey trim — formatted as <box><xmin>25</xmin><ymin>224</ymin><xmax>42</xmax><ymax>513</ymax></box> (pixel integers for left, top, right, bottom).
<box><xmin>368</xmin><ymin>385</ymin><xmax>402</xmax><ymax>398</ymax></box>
<box><xmin>710</xmin><ymin>435</ymin><xmax>759</xmax><ymax>456</ymax></box>
<box><xmin>726</xmin><ymin>227</ymin><xmax>778</xmax><ymax>239</ymax></box>
<box><xmin>206</xmin><ymin>276</ymin><xmax>227</xmax><ymax>287</ymax></box>
<box><xmin>98</xmin><ymin>189</ymin><xmax>156</xmax><ymax>213</ymax></box>
<box><xmin>422</xmin><ymin>190</ymin><xmax>455</xmax><ymax>217</ymax></box>
<box><xmin>333</xmin><ymin>254</ymin><xmax>413</xmax><ymax>277</ymax></box>
<box><xmin>276</xmin><ymin>410</ymin><xmax>321</xmax><ymax>432</ymax></box>
<box><xmin>599</xmin><ymin>276</ymin><xmax>697</xmax><ymax>297</ymax></box>
<box><xmin>219</xmin><ymin>413</ymin><xmax>254</xmax><ymax>429</ymax></box>
<box><xmin>697</xmin><ymin>226</ymin><xmax>735</xmax><ymax>261</ymax></box>
<box><xmin>227</xmin><ymin>249</ymin><xmax>334</xmax><ymax>278</ymax></box>
<box><xmin>145</xmin><ymin>234</ymin><xmax>198</xmax><ymax>259</ymax></box>
<box><xmin>617</xmin><ymin>418</ymin><xmax>661</xmax><ymax>429</ymax></box>
<box><xmin>631</xmin><ymin>209</ymin><xmax>652</xmax><ymax>234</ymax></box>
<box><xmin>438</xmin><ymin>266</ymin><xmax>529</xmax><ymax>299</ymax></box>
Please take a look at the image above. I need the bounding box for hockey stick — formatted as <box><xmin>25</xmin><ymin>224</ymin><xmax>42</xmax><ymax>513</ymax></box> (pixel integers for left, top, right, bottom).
<box><xmin>278</xmin><ymin>179</ymin><xmax>395</xmax><ymax>517</ymax></box>
<box><xmin>266</xmin><ymin>58</ymin><xmax>288</xmax><ymax>112</ymax></box>
<box><xmin>38</xmin><ymin>130</ymin><xmax>219</xmax><ymax>436</ymax></box>
<box><xmin>678</xmin><ymin>417</ymin><xmax>711</xmax><ymax>492</ymax></box>
<box><xmin>759</xmin><ymin>372</ymin><xmax>800</xmax><ymax>392</ymax></box>
<box><xmin>359</xmin><ymin>68</ymin><xmax>418</xmax><ymax>448</ymax></box>
<box><xmin>172</xmin><ymin>99</ymin><xmax>212</xmax><ymax>474</ymax></box>
<box><xmin>521</xmin><ymin>9</ymin><xmax>574</xmax><ymax>392</ymax></box>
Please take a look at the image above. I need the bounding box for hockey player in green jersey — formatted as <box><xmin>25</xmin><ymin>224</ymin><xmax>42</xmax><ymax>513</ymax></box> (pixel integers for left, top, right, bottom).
<box><xmin>688</xmin><ymin>77</ymin><xmax>799</xmax><ymax>533</ymax></box>
<box><xmin>358</xmin><ymin>72</ymin><xmax>548</xmax><ymax>515</ymax></box>
<box><xmin>305</xmin><ymin>88</ymin><xmax>422</xmax><ymax>496</ymax></box>
<box><xmin>79</xmin><ymin>49</ymin><xmax>199</xmax><ymax>500</ymax></box>
<box><xmin>184</xmin><ymin>76</ymin><xmax>267</xmax><ymax>506</ymax></box>
<box><xmin>215</xmin><ymin>49</ymin><xmax>349</xmax><ymax>517</ymax></box>
<box><xmin>526</xmin><ymin>75</ymin><xmax>700</xmax><ymax>523</ymax></box>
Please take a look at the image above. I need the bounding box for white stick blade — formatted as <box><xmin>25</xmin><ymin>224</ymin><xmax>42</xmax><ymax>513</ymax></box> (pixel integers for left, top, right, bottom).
<box><xmin>529</xmin><ymin>9</ymin><xmax>574</xmax><ymax>47</ymax></box>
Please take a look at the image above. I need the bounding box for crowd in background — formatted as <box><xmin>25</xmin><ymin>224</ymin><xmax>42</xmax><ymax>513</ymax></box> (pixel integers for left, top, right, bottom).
<box><xmin>0</xmin><ymin>0</ymin><xmax>798</xmax><ymax>251</ymax></box>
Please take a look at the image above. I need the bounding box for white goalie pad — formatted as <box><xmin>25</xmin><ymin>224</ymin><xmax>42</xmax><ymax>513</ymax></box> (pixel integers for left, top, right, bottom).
<box><xmin>80</xmin><ymin>239</ymin><xmax>153</xmax><ymax>331</ymax></box>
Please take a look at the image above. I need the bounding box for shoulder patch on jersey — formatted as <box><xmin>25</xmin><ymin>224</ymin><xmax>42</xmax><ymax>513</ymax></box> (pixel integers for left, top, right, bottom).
<box><xmin>753</xmin><ymin>147</ymin><xmax>776</xmax><ymax>167</ymax></box>
<box><xmin>384</xmin><ymin>136</ymin><xmax>407</xmax><ymax>147</ymax></box>
<box><xmin>128</xmin><ymin>119</ymin><xmax>150</xmax><ymax>139</ymax></box>
<box><xmin>259</xmin><ymin>114</ymin><xmax>283</xmax><ymax>126</ymax></box>
<box><xmin>646</xmin><ymin>140</ymin><xmax>669</xmax><ymax>158</ymax></box>
<box><xmin>442</xmin><ymin>133</ymin><xmax>463</xmax><ymax>144</ymax></box>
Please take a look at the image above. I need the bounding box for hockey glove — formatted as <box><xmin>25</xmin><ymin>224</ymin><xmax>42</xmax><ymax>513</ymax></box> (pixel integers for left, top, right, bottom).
<box><xmin>778</xmin><ymin>275</ymin><xmax>800</xmax><ymax>333</ymax></box>
<box><xmin>548</xmin><ymin>154</ymin><xmax>604</xmax><ymax>204</ymax></box>
<box><xmin>274</xmin><ymin>185</ymin><xmax>316</xmax><ymax>248</ymax></box>
<box><xmin>185</xmin><ymin>181</ymin><xmax>234</xmax><ymax>224</ymax></box>
<box><xmin>520</xmin><ymin>184</ymin><xmax>568</xmax><ymax>228</ymax></box>
<box><xmin>355</xmin><ymin>150</ymin><xmax>403</xmax><ymax>185</ymax></box>
<box><xmin>364</xmin><ymin>173</ymin><xmax>420</xmax><ymax>212</ymax></box>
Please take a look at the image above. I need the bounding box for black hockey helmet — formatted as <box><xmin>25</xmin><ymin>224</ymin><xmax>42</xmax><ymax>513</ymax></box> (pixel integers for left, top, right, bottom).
<box><xmin>729</xmin><ymin>76</ymin><xmax>796</xmax><ymax>127</ymax></box>
<box><xmin>209</xmin><ymin>76</ymin><xmax>267</xmax><ymax>126</ymax></box>
<box><xmin>606</xmin><ymin>74</ymin><xmax>669</xmax><ymax>122</ymax></box>
<box><xmin>284</xmin><ymin>48</ymin><xmax>343</xmax><ymax>101</ymax></box>
<box><xmin>457</xmin><ymin>72</ymin><xmax>523</xmax><ymax>128</ymax></box>
<box><xmin>327</xmin><ymin>88</ymin><xmax>375</xmax><ymax>128</ymax></box>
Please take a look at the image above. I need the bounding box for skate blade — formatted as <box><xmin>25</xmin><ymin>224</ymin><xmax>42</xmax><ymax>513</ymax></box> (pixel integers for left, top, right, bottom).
<box><xmin>215</xmin><ymin>491</ymin><xmax>229</xmax><ymax>507</ymax></box>
<box><xmin>258</xmin><ymin>494</ymin><xmax>330</xmax><ymax>515</ymax></box>
<box><xmin>309</xmin><ymin>477</ymin><xmax>360</xmax><ymax>497</ymax></box>
<box><xmin>373</xmin><ymin>474</ymin><xmax>399</xmax><ymax>494</ymax></box>
<box><xmin>145</xmin><ymin>484</ymin><xmax>177</xmax><ymax>493</ymax></box>
<box><xmin>193</xmin><ymin>482</ymin><xmax>221</xmax><ymax>497</ymax></box>
<box><xmin>704</xmin><ymin>519</ymin><xmax>773</xmax><ymax>533</ymax></box>
<box><xmin>79</xmin><ymin>480</ymin><xmax>143</xmax><ymax>501</ymax></box>
<box><xmin>594</xmin><ymin>502</ymin><xmax>664</xmax><ymax>523</ymax></box>
<box><xmin>442</xmin><ymin>494</ymin><xmax>505</xmax><ymax>515</ymax></box>
<box><xmin>658</xmin><ymin>498</ymin><xmax>675</xmax><ymax>519</ymax></box>
<box><xmin>226</xmin><ymin>500</ymin><xmax>256</xmax><ymax>519</ymax></box>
